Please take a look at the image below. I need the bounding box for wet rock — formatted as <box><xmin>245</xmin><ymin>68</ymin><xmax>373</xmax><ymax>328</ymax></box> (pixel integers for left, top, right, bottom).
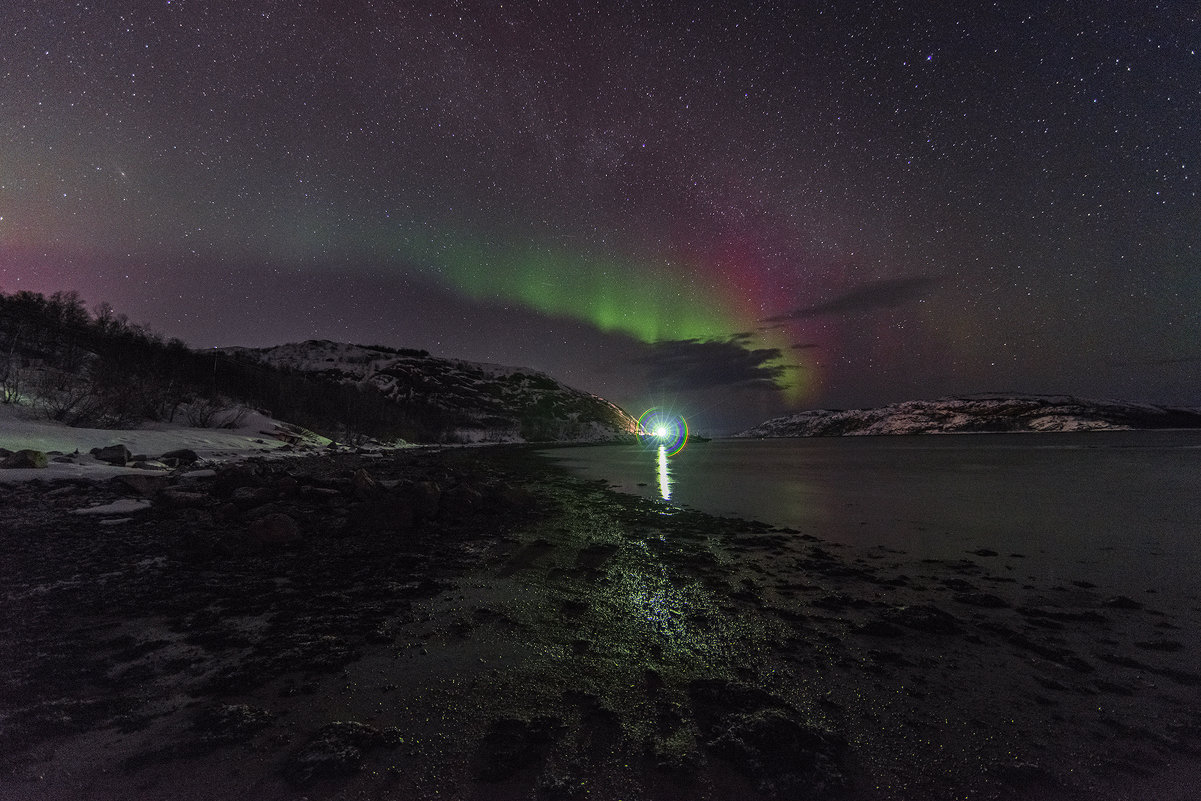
<box><xmin>1017</xmin><ymin>606</ymin><xmax>1107</xmax><ymax>624</ymax></box>
<box><xmin>231</xmin><ymin>485</ymin><xmax>275</xmax><ymax>507</ymax></box>
<box><xmin>92</xmin><ymin>444</ymin><xmax>132</xmax><ymax>465</ymax></box>
<box><xmin>192</xmin><ymin>703</ymin><xmax>275</xmax><ymax>745</ymax></box>
<box><xmin>302</xmin><ymin>485</ymin><xmax>342</xmax><ymax>500</ymax></box>
<box><xmin>1</xmin><ymin>449</ymin><xmax>48</xmax><ymax>469</ymax></box>
<box><xmin>812</xmin><ymin>593</ymin><xmax>867</xmax><ymax>611</ymax></box>
<box><xmin>284</xmin><ymin>721</ymin><xmax>384</xmax><ymax>785</ymax></box>
<box><xmin>953</xmin><ymin>592</ymin><xmax>1010</xmax><ymax>608</ymax></box>
<box><xmin>159</xmin><ymin>488</ymin><xmax>211</xmax><ymax>508</ymax></box>
<box><xmin>1103</xmin><ymin>595</ymin><xmax>1144</xmax><ymax>610</ymax></box>
<box><xmin>247</xmin><ymin>512</ymin><xmax>302</xmax><ymax>548</ymax></box>
<box><xmin>885</xmin><ymin>604</ymin><xmax>959</xmax><ymax>634</ymax></box>
<box><xmin>1135</xmin><ymin>639</ymin><xmax>1184</xmax><ymax>652</ymax></box>
<box><xmin>941</xmin><ymin>578</ymin><xmax>977</xmax><ymax>592</ymax></box>
<box><xmin>473</xmin><ymin>716</ymin><xmax>563</xmax><ymax>781</ymax></box>
<box><xmin>857</xmin><ymin>619</ymin><xmax>904</xmax><ymax>637</ymax></box>
<box><xmin>132</xmin><ymin>460</ymin><xmax>171</xmax><ymax>471</ymax></box>
<box><xmin>981</xmin><ymin>621</ymin><xmax>1094</xmax><ymax>673</ymax></box>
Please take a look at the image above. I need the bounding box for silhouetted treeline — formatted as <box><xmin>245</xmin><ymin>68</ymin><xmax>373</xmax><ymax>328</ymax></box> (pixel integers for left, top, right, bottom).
<box><xmin>0</xmin><ymin>289</ymin><xmax>456</xmax><ymax>441</ymax></box>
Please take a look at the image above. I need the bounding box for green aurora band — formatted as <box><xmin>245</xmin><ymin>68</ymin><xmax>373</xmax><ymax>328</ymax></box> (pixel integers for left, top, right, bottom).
<box><xmin>400</xmin><ymin>236</ymin><xmax>729</xmax><ymax>341</ymax></box>
<box><xmin>394</xmin><ymin>232</ymin><xmax>812</xmax><ymax>400</ymax></box>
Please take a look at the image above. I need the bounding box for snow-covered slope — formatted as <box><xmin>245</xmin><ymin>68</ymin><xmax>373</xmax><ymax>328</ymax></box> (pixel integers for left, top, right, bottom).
<box><xmin>735</xmin><ymin>394</ymin><xmax>1201</xmax><ymax>438</ymax></box>
<box><xmin>0</xmin><ymin>402</ymin><xmax>334</xmax><ymax>484</ymax></box>
<box><xmin>222</xmin><ymin>340</ymin><xmax>637</xmax><ymax>443</ymax></box>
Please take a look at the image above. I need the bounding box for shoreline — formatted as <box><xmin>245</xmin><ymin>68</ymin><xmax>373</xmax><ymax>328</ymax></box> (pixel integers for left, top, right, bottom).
<box><xmin>3</xmin><ymin>446</ymin><xmax>1200</xmax><ymax>799</ymax></box>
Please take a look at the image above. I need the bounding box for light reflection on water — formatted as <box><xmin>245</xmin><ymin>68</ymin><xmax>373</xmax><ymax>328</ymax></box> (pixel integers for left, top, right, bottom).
<box><xmin>657</xmin><ymin>445</ymin><xmax>671</xmax><ymax>500</ymax></box>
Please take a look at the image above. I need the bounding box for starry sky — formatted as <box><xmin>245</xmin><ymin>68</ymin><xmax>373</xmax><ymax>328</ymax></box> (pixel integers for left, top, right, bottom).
<box><xmin>2</xmin><ymin>1</ymin><xmax>1198</xmax><ymax>433</ymax></box>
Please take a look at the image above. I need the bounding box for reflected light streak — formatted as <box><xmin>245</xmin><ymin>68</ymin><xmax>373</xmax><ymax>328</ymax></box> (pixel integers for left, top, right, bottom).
<box><xmin>657</xmin><ymin>445</ymin><xmax>671</xmax><ymax>501</ymax></box>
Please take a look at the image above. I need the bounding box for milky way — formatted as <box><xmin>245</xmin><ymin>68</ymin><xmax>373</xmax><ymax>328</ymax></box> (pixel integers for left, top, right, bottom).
<box><xmin>1</xmin><ymin>1</ymin><xmax>1196</xmax><ymax>431</ymax></box>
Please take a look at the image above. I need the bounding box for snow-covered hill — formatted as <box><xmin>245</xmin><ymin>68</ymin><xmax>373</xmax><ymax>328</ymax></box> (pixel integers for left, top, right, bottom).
<box><xmin>734</xmin><ymin>394</ymin><xmax>1201</xmax><ymax>438</ymax></box>
<box><xmin>221</xmin><ymin>340</ymin><xmax>637</xmax><ymax>443</ymax></box>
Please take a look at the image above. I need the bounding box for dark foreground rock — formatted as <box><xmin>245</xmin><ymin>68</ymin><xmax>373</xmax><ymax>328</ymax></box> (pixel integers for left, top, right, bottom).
<box><xmin>2</xmin><ymin>446</ymin><xmax>1201</xmax><ymax>801</ymax></box>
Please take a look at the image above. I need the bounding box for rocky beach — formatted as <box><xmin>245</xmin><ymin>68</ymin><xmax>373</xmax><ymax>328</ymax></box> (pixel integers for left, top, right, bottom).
<box><xmin>3</xmin><ymin>446</ymin><xmax>1201</xmax><ymax>800</ymax></box>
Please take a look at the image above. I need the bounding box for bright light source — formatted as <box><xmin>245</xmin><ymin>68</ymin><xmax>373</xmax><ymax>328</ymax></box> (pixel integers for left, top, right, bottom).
<box><xmin>655</xmin><ymin>426</ymin><xmax>668</xmax><ymax>438</ymax></box>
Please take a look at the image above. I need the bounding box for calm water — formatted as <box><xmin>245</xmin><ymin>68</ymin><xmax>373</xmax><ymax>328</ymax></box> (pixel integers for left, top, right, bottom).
<box><xmin>542</xmin><ymin>432</ymin><xmax>1201</xmax><ymax>600</ymax></box>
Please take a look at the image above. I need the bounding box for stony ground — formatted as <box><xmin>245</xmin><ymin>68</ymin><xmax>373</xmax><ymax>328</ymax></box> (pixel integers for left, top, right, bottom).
<box><xmin>3</xmin><ymin>446</ymin><xmax>1201</xmax><ymax>800</ymax></box>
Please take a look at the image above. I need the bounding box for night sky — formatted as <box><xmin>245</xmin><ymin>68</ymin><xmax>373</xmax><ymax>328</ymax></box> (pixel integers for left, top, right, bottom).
<box><xmin>2</xmin><ymin>1</ymin><xmax>1198</xmax><ymax>433</ymax></box>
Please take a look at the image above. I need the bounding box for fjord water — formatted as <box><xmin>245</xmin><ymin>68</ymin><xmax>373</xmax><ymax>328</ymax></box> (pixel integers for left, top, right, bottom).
<box><xmin>543</xmin><ymin>431</ymin><xmax>1201</xmax><ymax>600</ymax></box>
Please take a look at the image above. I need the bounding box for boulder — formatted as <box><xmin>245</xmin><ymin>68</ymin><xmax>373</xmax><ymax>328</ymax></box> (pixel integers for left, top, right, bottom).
<box><xmin>444</xmin><ymin>484</ymin><xmax>484</xmax><ymax>511</ymax></box>
<box><xmin>160</xmin><ymin>448</ymin><xmax>200</xmax><ymax>465</ymax></box>
<box><xmin>231</xmin><ymin>486</ymin><xmax>275</xmax><ymax>507</ymax></box>
<box><xmin>1</xmin><ymin>449</ymin><xmax>48</xmax><ymax>469</ymax></box>
<box><xmin>92</xmin><ymin>444</ymin><xmax>132</xmax><ymax>466</ymax></box>
<box><xmin>247</xmin><ymin>512</ymin><xmax>302</xmax><ymax>548</ymax></box>
<box><xmin>351</xmin><ymin>468</ymin><xmax>379</xmax><ymax>499</ymax></box>
<box><xmin>114</xmin><ymin>473</ymin><xmax>170</xmax><ymax>497</ymax></box>
<box><xmin>409</xmin><ymin>480</ymin><xmax>441</xmax><ymax>520</ymax></box>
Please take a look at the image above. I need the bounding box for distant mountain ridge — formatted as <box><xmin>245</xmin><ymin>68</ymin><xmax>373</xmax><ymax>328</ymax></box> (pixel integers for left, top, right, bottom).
<box><xmin>222</xmin><ymin>340</ymin><xmax>637</xmax><ymax>443</ymax></box>
<box><xmin>735</xmin><ymin>394</ymin><xmax>1201</xmax><ymax>438</ymax></box>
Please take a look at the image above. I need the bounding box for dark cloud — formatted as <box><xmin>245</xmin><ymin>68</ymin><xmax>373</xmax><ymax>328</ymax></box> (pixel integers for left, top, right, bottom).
<box><xmin>764</xmin><ymin>276</ymin><xmax>940</xmax><ymax>322</ymax></box>
<box><xmin>635</xmin><ymin>336</ymin><xmax>787</xmax><ymax>391</ymax></box>
<box><xmin>791</xmin><ymin>342</ymin><xmax>820</xmax><ymax>350</ymax></box>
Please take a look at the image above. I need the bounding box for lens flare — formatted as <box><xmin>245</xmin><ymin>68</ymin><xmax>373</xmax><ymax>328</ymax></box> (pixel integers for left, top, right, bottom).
<box><xmin>637</xmin><ymin>408</ymin><xmax>688</xmax><ymax>456</ymax></box>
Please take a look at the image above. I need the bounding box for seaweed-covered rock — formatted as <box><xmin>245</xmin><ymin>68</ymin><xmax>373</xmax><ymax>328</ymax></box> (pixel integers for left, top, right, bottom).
<box><xmin>474</xmin><ymin>716</ymin><xmax>563</xmax><ymax>781</ymax></box>
<box><xmin>192</xmin><ymin>703</ymin><xmax>275</xmax><ymax>745</ymax></box>
<box><xmin>284</xmin><ymin>721</ymin><xmax>384</xmax><ymax>785</ymax></box>
<box><xmin>709</xmin><ymin>708</ymin><xmax>848</xmax><ymax>799</ymax></box>
<box><xmin>687</xmin><ymin>679</ymin><xmax>847</xmax><ymax>799</ymax></box>
<box><xmin>1</xmin><ymin>449</ymin><xmax>47</xmax><ymax>469</ymax></box>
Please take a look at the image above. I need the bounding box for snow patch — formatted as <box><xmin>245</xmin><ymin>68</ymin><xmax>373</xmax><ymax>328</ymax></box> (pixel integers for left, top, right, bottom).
<box><xmin>71</xmin><ymin>498</ymin><xmax>152</xmax><ymax>516</ymax></box>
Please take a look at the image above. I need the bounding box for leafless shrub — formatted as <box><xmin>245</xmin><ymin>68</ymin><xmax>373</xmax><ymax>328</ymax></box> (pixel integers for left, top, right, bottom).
<box><xmin>184</xmin><ymin>398</ymin><xmax>248</xmax><ymax>429</ymax></box>
<box><xmin>0</xmin><ymin>360</ymin><xmax>21</xmax><ymax>404</ymax></box>
<box><xmin>183</xmin><ymin>397</ymin><xmax>223</xmax><ymax>427</ymax></box>
<box><xmin>216</xmin><ymin>405</ymin><xmax>249</xmax><ymax>429</ymax></box>
<box><xmin>35</xmin><ymin>368</ymin><xmax>106</xmax><ymax>426</ymax></box>
<box><xmin>0</xmin><ymin>333</ymin><xmax>21</xmax><ymax>404</ymax></box>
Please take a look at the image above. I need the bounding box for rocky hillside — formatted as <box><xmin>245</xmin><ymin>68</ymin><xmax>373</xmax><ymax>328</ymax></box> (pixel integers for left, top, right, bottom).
<box><xmin>735</xmin><ymin>394</ymin><xmax>1201</xmax><ymax>437</ymax></box>
<box><xmin>222</xmin><ymin>340</ymin><xmax>637</xmax><ymax>443</ymax></box>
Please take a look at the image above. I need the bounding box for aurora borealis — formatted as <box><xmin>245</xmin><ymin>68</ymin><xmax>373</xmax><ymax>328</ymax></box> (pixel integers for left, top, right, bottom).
<box><xmin>2</xmin><ymin>1</ymin><xmax>1197</xmax><ymax>432</ymax></box>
